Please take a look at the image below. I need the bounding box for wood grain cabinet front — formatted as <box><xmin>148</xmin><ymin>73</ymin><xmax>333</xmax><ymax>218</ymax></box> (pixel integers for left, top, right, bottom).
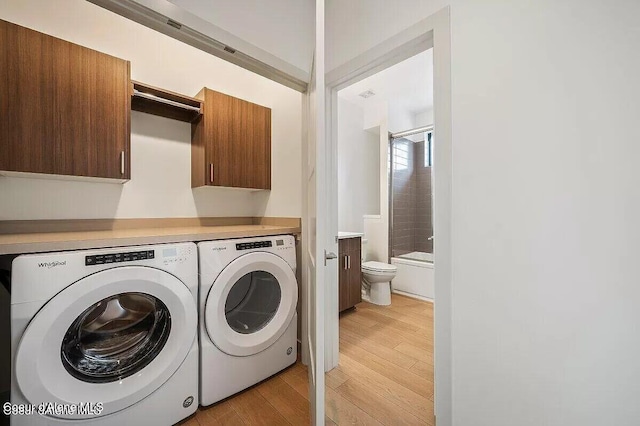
<box><xmin>339</xmin><ymin>237</ymin><xmax>362</xmax><ymax>312</ymax></box>
<box><xmin>191</xmin><ymin>88</ymin><xmax>271</xmax><ymax>190</ymax></box>
<box><xmin>0</xmin><ymin>20</ymin><xmax>131</xmax><ymax>181</ymax></box>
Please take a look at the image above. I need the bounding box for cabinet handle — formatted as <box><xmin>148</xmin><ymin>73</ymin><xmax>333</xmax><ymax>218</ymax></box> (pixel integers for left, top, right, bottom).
<box><xmin>348</xmin><ymin>255</ymin><xmax>351</xmax><ymax>269</ymax></box>
<box><xmin>344</xmin><ymin>255</ymin><xmax>348</xmax><ymax>270</ymax></box>
<box><xmin>210</xmin><ymin>163</ymin><xmax>214</xmax><ymax>183</ymax></box>
<box><xmin>120</xmin><ymin>151</ymin><xmax>125</xmax><ymax>175</ymax></box>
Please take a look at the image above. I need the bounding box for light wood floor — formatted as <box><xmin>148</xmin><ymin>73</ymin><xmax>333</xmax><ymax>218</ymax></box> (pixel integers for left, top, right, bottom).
<box><xmin>185</xmin><ymin>294</ymin><xmax>434</xmax><ymax>425</ymax></box>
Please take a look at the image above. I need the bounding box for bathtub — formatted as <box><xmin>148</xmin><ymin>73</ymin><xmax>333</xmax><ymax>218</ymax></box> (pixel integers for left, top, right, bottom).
<box><xmin>390</xmin><ymin>251</ymin><xmax>434</xmax><ymax>301</ymax></box>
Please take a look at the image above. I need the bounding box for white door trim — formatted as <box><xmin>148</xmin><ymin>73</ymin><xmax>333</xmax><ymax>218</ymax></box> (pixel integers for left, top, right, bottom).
<box><xmin>301</xmin><ymin>0</ymin><xmax>327</xmax><ymax>421</ymax></box>
<box><xmin>324</xmin><ymin>6</ymin><xmax>453</xmax><ymax>424</ymax></box>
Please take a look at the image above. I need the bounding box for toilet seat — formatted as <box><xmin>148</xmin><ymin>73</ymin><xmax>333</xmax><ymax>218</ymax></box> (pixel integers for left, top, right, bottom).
<box><xmin>362</xmin><ymin>261</ymin><xmax>397</xmax><ymax>275</ymax></box>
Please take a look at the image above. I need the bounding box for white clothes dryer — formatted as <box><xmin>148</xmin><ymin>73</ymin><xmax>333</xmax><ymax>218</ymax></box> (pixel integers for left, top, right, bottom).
<box><xmin>10</xmin><ymin>243</ymin><xmax>198</xmax><ymax>425</ymax></box>
<box><xmin>198</xmin><ymin>235</ymin><xmax>298</xmax><ymax>406</ymax></box>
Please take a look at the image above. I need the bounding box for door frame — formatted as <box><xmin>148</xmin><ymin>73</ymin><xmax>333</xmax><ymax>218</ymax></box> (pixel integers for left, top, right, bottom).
<box><xmin>324</xmin><ymin>6</ymin><xmax>453</xmax><ymax>423</ymax></box>
<box><xmin>299</xmin><ymin>0</ymin><xmax>327</xmax><ymax>421</ymax></box>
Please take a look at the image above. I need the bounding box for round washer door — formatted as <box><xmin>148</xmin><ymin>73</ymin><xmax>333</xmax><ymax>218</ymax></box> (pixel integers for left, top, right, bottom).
<box><xmin>15</xmin><ymin>266</ymin><xmax>196</xmax><ymax>420</ymax></box>
<box><xmin>205</xmin><ymin>252</ymin><xmax>297</xmax><ymax>357</ymax></box>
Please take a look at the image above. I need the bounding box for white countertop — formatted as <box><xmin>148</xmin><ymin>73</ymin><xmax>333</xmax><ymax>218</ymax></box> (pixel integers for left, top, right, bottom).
<box><xmin>338</xmin><ymin>231</ymin><xmax>364</xmax><ymax>239</ymax></box>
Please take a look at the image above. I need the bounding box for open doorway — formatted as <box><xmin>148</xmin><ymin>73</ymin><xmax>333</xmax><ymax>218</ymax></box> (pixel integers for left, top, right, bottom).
<box><xmin>299</xmin><ymin>7</ymin><xmax>452</xmax><ymax>424</ymax></box>
<box><xmin>325</xmin><ymin>49</ymin><xmax>436</xmax><ymax>424</ymax></box>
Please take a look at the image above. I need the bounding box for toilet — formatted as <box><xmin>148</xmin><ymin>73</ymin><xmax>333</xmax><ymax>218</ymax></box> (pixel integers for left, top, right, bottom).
<box><xmin>362</xmin><ymin>261</ymin><xmax>397</xmax><ymax>306</ymax></box>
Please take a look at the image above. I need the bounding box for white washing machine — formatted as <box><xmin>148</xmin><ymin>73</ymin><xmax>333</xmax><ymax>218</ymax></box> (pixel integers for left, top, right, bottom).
<box><xmin>198</xmin><ymin>235</ymin><xmax>298</xmax><ymax>406</ymax></box>
<box><xmin>10</xmin><ymin>242</ymin><xmax>198</xmax><ymax>425</ymax></box>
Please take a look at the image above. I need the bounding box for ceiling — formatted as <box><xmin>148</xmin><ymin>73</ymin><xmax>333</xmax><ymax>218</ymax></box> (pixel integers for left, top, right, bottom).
<box><xmin>93</xmin><ymin>0</ymin><xmax>314</xmax><ymax>90</ymax></box>
<box><xmin>338</xmin><ymin>49</ymin><xmax>433</xmax><ymax>118</ymax></box>
<box><xmin>168</xmin><ymin>0</ymin><xmax>314</xmax><ymax>77</ymax></box>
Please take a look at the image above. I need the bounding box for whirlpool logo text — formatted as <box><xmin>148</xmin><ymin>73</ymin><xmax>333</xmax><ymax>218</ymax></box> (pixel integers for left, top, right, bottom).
<box><xmin>38</xmin><ymin>261</ymin><xmax>67</xmax><ymax>269</ymax></box>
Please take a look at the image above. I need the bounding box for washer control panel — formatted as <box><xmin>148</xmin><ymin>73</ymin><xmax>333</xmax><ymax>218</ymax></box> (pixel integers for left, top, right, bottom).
<box><xmin>274</xmin><ymin>237</ymin><xmax>294</xmax><ymax>253</ymax></box>
<box><xmin>161</xmin><ymin>245</ymin><xmax>194</xmax><ymax>265</ymax></box>
<box><xmin>85</xmin><ymin>250</ymin><xmax>154</xmax><ymax>266</ymax></box>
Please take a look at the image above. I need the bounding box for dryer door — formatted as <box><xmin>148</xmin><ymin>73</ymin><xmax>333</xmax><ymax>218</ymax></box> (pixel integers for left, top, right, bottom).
<box><xmin>205</xmin><ymin>252</ymin><xmax>297</xmax><ymax>357</ymax></box>
<box><xmin>15</xmin><ymin>266</ymin><xmax>196</xmax><ymax>420</ymax></box>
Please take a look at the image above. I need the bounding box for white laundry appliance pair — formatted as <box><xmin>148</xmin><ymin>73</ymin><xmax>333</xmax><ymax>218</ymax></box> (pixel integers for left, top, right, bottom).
<box><xmin>9</xmin><ymin>235</ymin><xmax>298</xmax><ymax>425</ymax></box>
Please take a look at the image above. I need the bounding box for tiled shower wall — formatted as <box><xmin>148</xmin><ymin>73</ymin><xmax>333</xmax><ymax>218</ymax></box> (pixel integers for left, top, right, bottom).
<box><xmin>391</xmin><ymin>140</ymin><xmax>416</xmax><ymax>256</ymax></box>
<box><xmin>391</xmin><ymin>138</ymin><xmax>433</xmax><ymax>256</ymax></box>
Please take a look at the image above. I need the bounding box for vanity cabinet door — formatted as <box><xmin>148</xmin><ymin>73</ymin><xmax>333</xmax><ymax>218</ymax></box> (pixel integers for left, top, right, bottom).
<box><xmin>348</xmin><ymin>237</ymin><xmax>362</xmax><ymax>306</ymax></box>
<box><xmin>339</xmin><ymin>239</ymin><xmax>351</xmax><ymax>312</ymax></box>
<box><xmin>338</xmin><ymin>237</ymin><xmax>362</xmax><ymax>312</ymax></box>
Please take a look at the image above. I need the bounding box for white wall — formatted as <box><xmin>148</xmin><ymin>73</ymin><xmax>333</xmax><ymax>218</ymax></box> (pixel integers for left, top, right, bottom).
<box><xmin>326</xmin><ymin>0</ymin><xmax>446</xmax><ymax>73</ymax></box>
<box><xmin>363</xmin><ymin>101</ymin><xmax>387</xmax><ymax>130</ymax></box>
<box><xmin>388</xmin><ymin>103</ymin><xmax>416</xmax><ymax>134</ymax></box>
<box><xmin>357</xmin><ymin>100</ymin><xmax>390</xmax><ymax>264</ymax></box>
<box><xmin>362</xmin><ymin>121</ymin><xmax>389</xmax><ymax>264</ymax></box>
<box><xmin>362</xmin><ymin>98</ymin><xmax>423</xmax><ymax>135</ymax></box>
<box><xmin>328</xmin><ymin>1</ymin><xmax>640</xmax><ymax>425</ymax></box>
<box><xmin>337</xmin><ymin>97</ymin><xmax>379</xmax><ymax>233</ymax></box>
<box><xmin>0</xmin><ymin>0</ymin><xmax>302</xmax><ymax>220</ymax></box>
<box><xmin>414</xmin><ymin>108</ymin><xmax>434</xmax><ymax>127</ymax></box>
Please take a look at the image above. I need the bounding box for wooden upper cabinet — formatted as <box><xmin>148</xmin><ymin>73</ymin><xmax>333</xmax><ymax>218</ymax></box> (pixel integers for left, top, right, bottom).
<box><xmin>191</xmin><ymin>88</ymin><xmax>271</xmax><ymax>189</ymax></box>
<box><xmin>0</xmin><ymin>20</ymin><xmax>131</xmax><ymax>181</ymax></box>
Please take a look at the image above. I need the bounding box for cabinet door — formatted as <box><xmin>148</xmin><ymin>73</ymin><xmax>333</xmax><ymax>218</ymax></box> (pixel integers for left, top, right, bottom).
<box><xmin>338</xmin><ymin>239</ymin><xmax>351</xmax><ymax>312</ymax></box>
<box><xmin>0</xmin><ymin>20</ymin><xmax>131</xmax><ymax>180</ymax></box>
<box><xmin>192</xmin><ymin>88</ymin><xmax>271</xmax><ymax>189</ymax></box>
<box><xmin>348</xmin><ymin>238</ymin><xmax>362</xmax><ymax>306</ymax></box>
<box><xmin>208</xmin><ymin>89</ymin><xmax>233</xmax><ymax>187</ymax></box>
<box><xmin>191</xmin><ymin>89</ymin><xmax>208</xmax><ymax>186</ymax></box>
<box><xmin>247</xmin><ymin>101</ymin><xmax>271</xmax><ymax>189</ymax></box>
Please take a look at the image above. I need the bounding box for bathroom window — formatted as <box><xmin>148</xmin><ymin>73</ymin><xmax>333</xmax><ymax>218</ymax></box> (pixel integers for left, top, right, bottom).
<box><xmin>393</xmin><ymin>142</ymin><xmax>409</xmax><ymax>171</ymax></box>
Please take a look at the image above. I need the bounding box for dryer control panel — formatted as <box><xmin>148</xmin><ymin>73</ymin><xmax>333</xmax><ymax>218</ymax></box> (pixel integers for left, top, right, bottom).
<box><xmin>273</xmin><ymin>237</ymin><xmax>294</xmax><ymax>253</ymax></box>
<box><xmin>199</xmin><ymin>235</ymin><xmax>296</xmax><ymax>277</ymax></box>
<box><xmin>236</xmin><ymin>241</ymin><xmax>272</xmax><ymax>250</ymax></box>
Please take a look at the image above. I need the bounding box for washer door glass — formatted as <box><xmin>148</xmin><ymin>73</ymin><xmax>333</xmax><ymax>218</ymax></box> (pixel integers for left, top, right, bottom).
<box><xmin>225</xmin><ymin>271</ymin><xmax>281</xmax><ymax>334</ymax></box>
<box><xmin>61</xmin><ymin>292</ymin><xmax>171</xmax><ymax>383</ymax></box>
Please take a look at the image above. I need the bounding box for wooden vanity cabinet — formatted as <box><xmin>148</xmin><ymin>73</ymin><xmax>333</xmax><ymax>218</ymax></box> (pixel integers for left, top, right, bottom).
<box><xmin>339</xmin><ymin>237</ymin><xmax>362</xmax><ymax>312</ymax></box>
<box><xmin>191</xmin><ymin>88</ymin><xmax>271</xmax><ymax>189</ymax></box>
<box><xmin>0</xmin><ymin>20</ymin><xmax>131</xmax><ymax>181</ymax></box>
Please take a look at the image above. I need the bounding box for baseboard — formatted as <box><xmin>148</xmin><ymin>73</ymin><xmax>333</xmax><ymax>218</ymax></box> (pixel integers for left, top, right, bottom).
<box><xmin>392</xmin><ymin>289</ymin><xmax>434</xmax><ymax>304</ymax></box>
